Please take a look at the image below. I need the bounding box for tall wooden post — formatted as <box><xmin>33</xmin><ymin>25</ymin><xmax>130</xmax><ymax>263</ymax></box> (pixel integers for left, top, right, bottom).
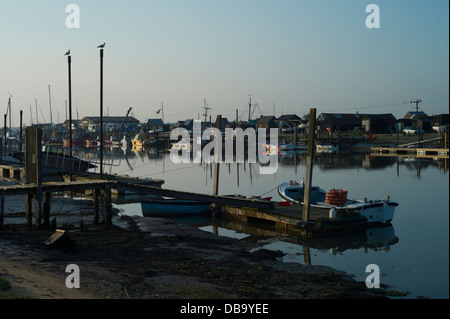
<box><xmin>302</xmin><ymin>108</ymin><xmax>317</xmax><ymax>223</ymax></box>
<box><xmin>213</xmin><ymin>115</ymin><xmax>222</xmax><ymax>196</ymax></box>
<box><xmin>99</xmin><ymin>48</ymin><xmax>104</xmax><ymax>179</ymax></box>
<box><xmin>68</xmin><ymin>55</ymin><xmax>73</xmax><ymax>154</ymax></box>
<box><xmin>103</xmin><ymin>185</ymin><xmax>111</xmax><ymax>229</ymax></box>
<box><xmin>26</xmin><ymin>127</ymin><xmax>43</xmax><ymax>230</ymax></box>
<box><xmin>93</xmin><ymin>189</ymin><xmax>100</xmax><ymax>224</ymax></box>
<box><xmin>0</xmin><ymin>197</ymin><xmax>4</xmax><ymax>229</ymax></box>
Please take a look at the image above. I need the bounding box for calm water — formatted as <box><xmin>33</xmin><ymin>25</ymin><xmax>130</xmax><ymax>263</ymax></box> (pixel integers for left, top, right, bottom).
<box><xmin>109</xmin><ymin>148</ymin><xmax>449</xmax><ymax>299</ymax></box>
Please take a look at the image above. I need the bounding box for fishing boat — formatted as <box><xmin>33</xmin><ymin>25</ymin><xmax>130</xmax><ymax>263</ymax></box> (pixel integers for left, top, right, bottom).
<box><xmin>278</xmin><ymin>180</ymin><xmax>398</xmax><ymax>225</ymax></box>
<box><xmin>140</xmin><ymin>198</ymin><xmax>210</xmax><ymax>217</ymax></box>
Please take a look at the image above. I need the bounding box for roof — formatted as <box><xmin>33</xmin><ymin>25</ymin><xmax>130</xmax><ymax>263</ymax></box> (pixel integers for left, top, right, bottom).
<box><xmin>277</xmin><ymin>114</ymin><xmax>302</xmax><ymax>121</ymax></box>
<box><xmin>81</xmin><ymin>116</ymin><xmax>140</xmax><ymax>124</ymax></box>
<box><xmin>317</xmin><ymin>113</ymin><xmax>362</xmax><ymax>125</ymax></box>
<box><xmin>147</xmin><ymin>119</ymin><xmax>164</xmax><ymax>126</ymax></box>
<box><xmin>256</xmin><ymin>116</ymin><xmax>276</xmax><ymax>124</ymax></box>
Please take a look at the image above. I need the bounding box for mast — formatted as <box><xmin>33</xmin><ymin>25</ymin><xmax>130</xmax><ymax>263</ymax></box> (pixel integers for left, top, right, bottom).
<box><xmin>35</xmin><ymin>99</ymin><xmax>39</xmax><ymax>124</ymax></box>
<box><xmin>7</xmin><ymin>96</ymin><xmax>11</xmax><ymax>137</ymax></box>
<box><xmin>48</xmin><ymin>84</ymin><xmax>53</xmax><ymax>124</ymax></box>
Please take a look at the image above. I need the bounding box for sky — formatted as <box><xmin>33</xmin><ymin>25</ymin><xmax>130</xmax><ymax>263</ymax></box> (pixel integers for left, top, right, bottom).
<box><xmin>0</xmin><ymin>0</ymin><xmax>448</xmax><ymax>127</ymax></box>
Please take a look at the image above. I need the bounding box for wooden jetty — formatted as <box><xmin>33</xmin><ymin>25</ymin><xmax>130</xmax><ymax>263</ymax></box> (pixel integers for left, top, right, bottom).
<box><xmin>222</xmin><ymin>204</ymin><xmax>366</xmax><ymax>237</ymax></box>
<box><xmin>371</xmin><ymin>147</ymin><xmax>449</xmax><ymax>159</ymax></box>
<box><xmin>0</xmin><ymin>180</ymin><xmax>115</xmax><ymax>230</ymax></box>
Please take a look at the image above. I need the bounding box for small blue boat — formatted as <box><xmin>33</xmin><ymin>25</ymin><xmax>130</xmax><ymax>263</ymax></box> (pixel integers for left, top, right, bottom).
<box><xmin>140</xmin><ymin>198</ymin><xmax>211</xmax><ymax>217</ymax></box>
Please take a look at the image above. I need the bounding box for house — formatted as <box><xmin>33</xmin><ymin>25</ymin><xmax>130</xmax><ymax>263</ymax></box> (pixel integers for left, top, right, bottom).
<box><xmin>79</xmin><ymin>116</ymin><xmax>140</xmax><ymax>132</ymax></box>
<box><xmin>255</xmin><ymin>116</ymin><xmax>277</xmax><ymax>129</ymax></box>
<box><xmin>275</xmin><ymin>114</ymin><xmax>303</xmax><ymax>129</ymax></box>
<box><xmin>403</xmin><ymin>111</ymin><xmax>432</xmax><ymax>132</ymax></box>
<box><xmin>360</xmin><ymin>114</ymin><xmax>397</xmax><ymax>133</ymax></box>
<box><xmin>147</xmin><ymin>119</ymin><xmax>164</xmax><ymax>131</ymax></box>
<box><xmin>316</xmin><ymin>113</ymin><xmax>362</xmax><ymax>132</ymax></box>
<box><xmin>316</xmin><ymin>113</ymin><xmax>398</xmax><ymax>133</ymax></box>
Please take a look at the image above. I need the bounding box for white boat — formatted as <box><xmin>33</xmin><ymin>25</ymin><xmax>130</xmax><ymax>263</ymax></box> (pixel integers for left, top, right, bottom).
<box><xmin>278</xmin><ymin>180</ymin><xmax>398</xmax><ymax>225</ymax></box>
<box><xmin>316</xmin><ymin>144</ymin><xmax>339</xmax><ymax>152</ymax></box>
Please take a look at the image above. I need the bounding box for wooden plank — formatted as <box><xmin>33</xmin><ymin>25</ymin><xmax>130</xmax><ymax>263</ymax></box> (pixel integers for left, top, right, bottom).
<box><xmin>115</xmin><ymin>182</ymin><xmax>275</xmax><ymax>210</ymax></box>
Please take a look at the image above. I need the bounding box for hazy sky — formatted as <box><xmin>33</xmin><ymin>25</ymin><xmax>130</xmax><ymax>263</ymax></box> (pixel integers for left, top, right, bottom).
<box><xmin>1</xmin><ymin>0</ymin><xmax>448</xmax><ymax>126</ymax></box>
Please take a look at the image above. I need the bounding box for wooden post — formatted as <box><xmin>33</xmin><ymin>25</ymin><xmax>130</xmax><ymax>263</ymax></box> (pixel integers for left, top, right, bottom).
<box><xmin>302</xmin><ymin>108</ymin><xmax>317</xmax><ymax>223</ymax></box>
<box><xmin>26</xmin><ymin>194</ymin><xmax>33</xmax><ymax>226</ymax></box>
<box><xmin>43</xmin><ymin>192</ymin><xmax>51</xmax><ymax>227</ymax></box>
<box><xmin>213</xmin><ymin>115</ymin><xmax>221</xmax><ymax>196</ymax></box>
<box><xmin>0</xmin><ymin>196</ymin><xmax>4</xmax><ymax>229</ymax></box>
<box><xmin>99</xmin><ymin>48</ymin><xmax>104</xmax><ymax>179</ymax></box>
<box><xmin>103</xmin><ymin>185</ymin><xmax>112</xmax><ymax>229</ymax></box>
<box><xmin>93</xmin><ymin>189</ymin><xmax>100</xmax><ymax>224</ymax></box>
<box><xmin>25</xmin><ymin>127</ymin><xmax>43</xmax><ymax>230</ymax></box>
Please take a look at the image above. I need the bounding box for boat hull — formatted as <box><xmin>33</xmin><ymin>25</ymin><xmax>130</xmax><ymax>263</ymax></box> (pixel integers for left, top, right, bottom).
<box><xmin>278</xmin><ymin>181</ymin><xmax>398</xmax><ymax>225</ymax></box>
<box><xmin>141</xmin><ymin>199</ymin><xmax>210</xmax><ymax>217</ymax></box>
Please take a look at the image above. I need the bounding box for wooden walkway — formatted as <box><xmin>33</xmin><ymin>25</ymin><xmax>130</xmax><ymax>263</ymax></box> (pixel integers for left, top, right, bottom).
<box><xmin>371</xmin><ymin>147</ymin><xmax>449</xmax><ymax>159</ymax></box>
<box><xmin>0</xmin><ymin>180</ymin><xmax>115</xmax><ymax>230</ymax></box>
<box><xmin>223</xmin><ymin>204</ymin><xmax>366</xmax><ymax>237</ymax></box>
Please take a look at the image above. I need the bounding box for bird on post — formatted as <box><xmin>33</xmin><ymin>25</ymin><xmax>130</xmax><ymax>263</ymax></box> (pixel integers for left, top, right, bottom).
<box><xmin>97</xmin><ymin>43</ymin><xmax>106</xmax><ymax>48</ymax></box>
<box><xmin>64</xmin><ymin>50</ymin><xmax>71</xmax><ymax>56</ymax></box>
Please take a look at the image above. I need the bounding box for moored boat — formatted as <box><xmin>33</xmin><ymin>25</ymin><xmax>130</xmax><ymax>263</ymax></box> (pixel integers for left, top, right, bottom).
<box><xmin>316</xmin><ymin>144</ymin><xmax>339</xmax><ymax>152</ymax></box>
<box><xmin>278</xmin><ymin>180</ymin><xmax>398</xmax><ymax>225</ymax></box>
<box><xmin>141</xmin><ymin>198</ymin><xmax>210</xmax><ymax>217</ymax></box>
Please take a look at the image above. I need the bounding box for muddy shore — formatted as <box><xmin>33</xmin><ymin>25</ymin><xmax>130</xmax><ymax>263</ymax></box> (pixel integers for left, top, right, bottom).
<box><xmin>0</xmin><ymin>192</ymin><xmax>405</xmax><ymax>300</ymax></box>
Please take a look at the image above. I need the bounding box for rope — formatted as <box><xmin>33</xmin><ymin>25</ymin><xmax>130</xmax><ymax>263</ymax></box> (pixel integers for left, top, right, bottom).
<box><xmin>257</xmin><ymin>185</ymin><xmax>279</xmax><ymax>197</ymax></box>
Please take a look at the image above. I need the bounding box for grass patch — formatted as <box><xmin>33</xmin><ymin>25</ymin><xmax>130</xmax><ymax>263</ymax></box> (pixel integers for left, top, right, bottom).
<box><xmin>0</xmin><ymin>277</ymin><xmax>34</xmax><ymax>299</ymax></box>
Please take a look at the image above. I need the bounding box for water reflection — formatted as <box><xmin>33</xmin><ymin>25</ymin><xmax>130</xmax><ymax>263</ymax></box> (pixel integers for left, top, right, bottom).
<box><xmin>182</xmin><ymin>214</ymin><xmax>399</xmax><ymax>266</ymax></box>
<box><xmin>112</xmin><ymin>147</ymin><xmax>448</xmax><ymax>298</ymax></box>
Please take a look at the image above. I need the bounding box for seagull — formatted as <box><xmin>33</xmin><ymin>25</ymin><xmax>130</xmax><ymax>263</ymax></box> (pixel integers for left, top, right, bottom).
<box><xmin>64</xmin><ymin>50</ymin><xmax>71</xmax><ymax>56</ymax></box>
<box><xmin>97</xmin><ymin>43</ymin><xmax>106</xmax><ymax>48</ymax></box>
<box><xmin>155</xmin><ymin>109</ymin><xmax>162</xmax><ymax>114</ymax></box>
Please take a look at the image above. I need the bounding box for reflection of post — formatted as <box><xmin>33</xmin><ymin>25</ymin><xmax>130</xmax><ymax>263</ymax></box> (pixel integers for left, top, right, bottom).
<box><xmin>303</xmin><ymin>246</ymin><xmax>311</xmax><ymax>266</ymax></box>
<box><xmin>303</xmin><ymin>108</ymin><xmax>317</xmax><ymax>222</ymax></box>
<box><xmin>213</xmin><ymin>115</ymin><xmax>221</xmax><ymax>196</ymax></box>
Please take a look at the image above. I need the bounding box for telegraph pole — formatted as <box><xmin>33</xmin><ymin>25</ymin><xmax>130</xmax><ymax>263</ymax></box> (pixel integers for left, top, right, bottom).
<box><xmin>410</xmin><ymin>99</ymin><xmax>422</xmax><ymax>112</ymax></box>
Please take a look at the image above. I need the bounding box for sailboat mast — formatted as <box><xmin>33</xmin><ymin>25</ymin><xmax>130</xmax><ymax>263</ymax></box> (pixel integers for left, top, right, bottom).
<box><xmin>8</xmin><ymin>96</ymin><xmax>11</xmax><ymax>137</ymax></box>
<box><xmin>48</xmin><ymin>84</ymin><xmax>53</xmax><ymax>124</ymax></box>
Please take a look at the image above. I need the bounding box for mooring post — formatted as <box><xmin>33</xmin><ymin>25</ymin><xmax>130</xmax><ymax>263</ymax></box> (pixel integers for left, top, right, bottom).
<box><xmin>93</xmin><ymin>189</ymin><xmax>100</xmax><ymax>224</ymax></box>
<box><xmin>302</xmin><ymin>108</ymin><xmax>317</xmax><ymax>223</ymax></box>
<box><xmin>99</xmin><ymin>48</ymin><xmax>104</xmax><ymax>179</ymax></box>
<box><xmin>0</xmin><ymin>196</ymin><xmax>4</xmax><ymax>229</ymax></box>
<box><xmin>213</xmin><ymin>115</ymin><xmax>222</xmax><ymax>197</ymax></box>
<box><xmin>103</xmin><ymin>184</ymin><xmax>112</xmax><ymax>229</ymax></box>
<box><xmin>26</xmin><ymin>194</ymin><xmax>33</xmax><ymax>226</ymax></box>
<box><xmin>43</xmin><ymin>192</ymin><xmax>51</xmax><ymax>227</ymax></box>
<box><xmin>25</xmin><ymin>127</ymin><xmax>43</xmax><ymax>230</ymax></box>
